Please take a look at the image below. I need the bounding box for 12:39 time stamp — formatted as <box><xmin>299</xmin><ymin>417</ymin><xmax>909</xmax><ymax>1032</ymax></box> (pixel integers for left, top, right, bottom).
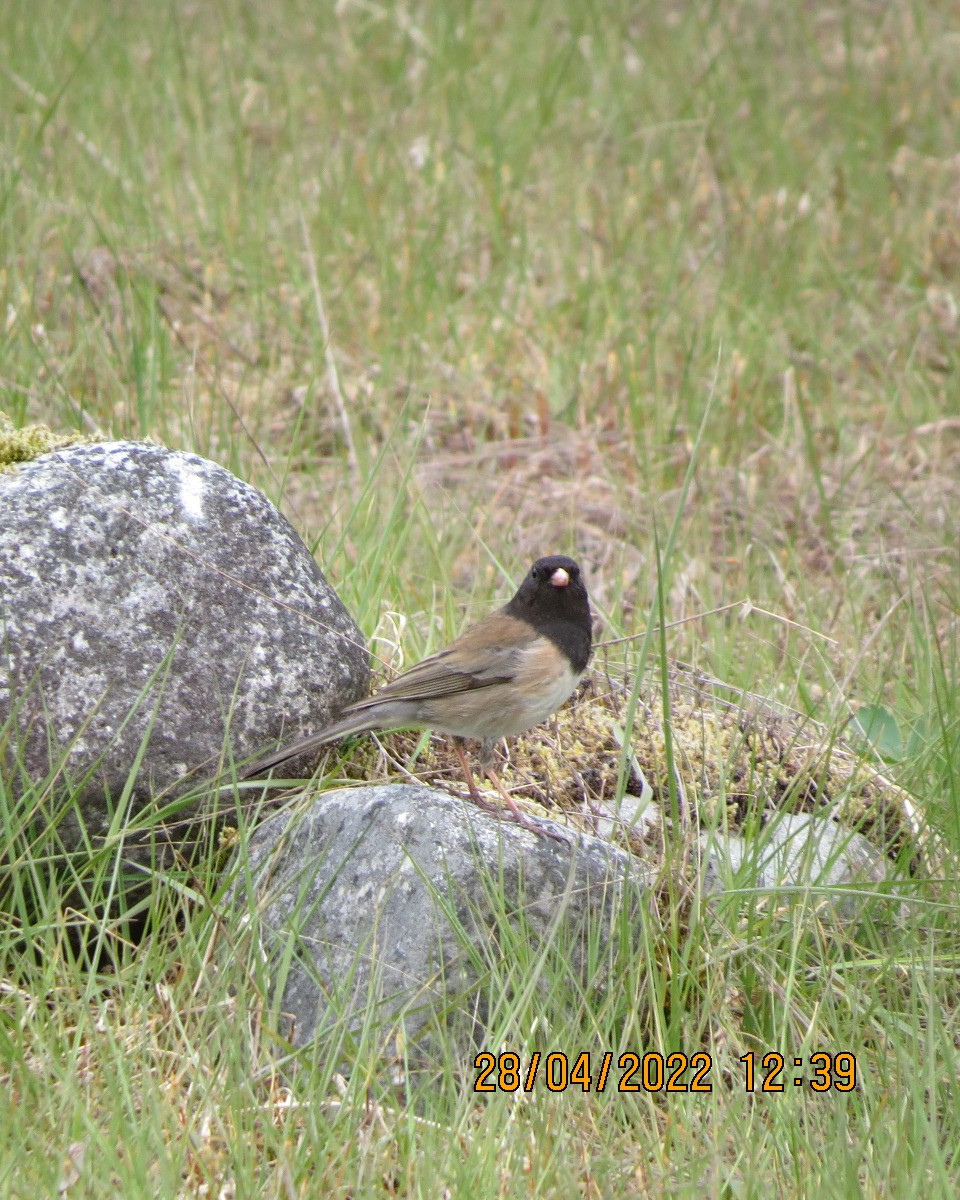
<box><xmin>473</xmin><ymin>1050</ymin><xmax>858</xmax><ymax>1093</ymax></box>
<box><xmin>739</xmin><ymin>1051</ymin><xmax>857</xmax><ymax>1092</ymax></box>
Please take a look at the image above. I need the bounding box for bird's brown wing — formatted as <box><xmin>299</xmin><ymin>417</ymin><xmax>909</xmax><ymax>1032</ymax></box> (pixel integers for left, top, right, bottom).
<box><xmin>346</xmin><ymin>610</ymin><xmax>538</xmax><ymax>709</ymax></box>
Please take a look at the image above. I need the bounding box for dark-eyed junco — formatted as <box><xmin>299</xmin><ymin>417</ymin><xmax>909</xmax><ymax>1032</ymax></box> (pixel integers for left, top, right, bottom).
<box><xmin>241</xmin><ymin>555</ymin><xmax>592</xmax><ymax>836</ymax></box>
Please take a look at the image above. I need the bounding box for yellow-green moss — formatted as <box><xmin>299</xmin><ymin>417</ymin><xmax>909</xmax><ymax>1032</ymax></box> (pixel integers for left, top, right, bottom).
<box><xmin>0</xmin><ymin>410</ymin><xmax>97</xmax><ymax>472</ymax></box>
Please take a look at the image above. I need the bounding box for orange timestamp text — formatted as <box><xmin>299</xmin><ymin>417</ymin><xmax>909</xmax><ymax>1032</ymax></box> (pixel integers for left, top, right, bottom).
<box><xmin>472</xmin><ymin>1050</ymin><xmax>858</xmax><ymax>1093</ymax></box>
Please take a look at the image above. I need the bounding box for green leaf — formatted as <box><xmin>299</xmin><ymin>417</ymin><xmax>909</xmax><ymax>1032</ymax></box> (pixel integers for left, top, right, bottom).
<box><xmin>852</xmin><ymin>705</ymin><xmax>904</xmax><ymax>761</ymax></box>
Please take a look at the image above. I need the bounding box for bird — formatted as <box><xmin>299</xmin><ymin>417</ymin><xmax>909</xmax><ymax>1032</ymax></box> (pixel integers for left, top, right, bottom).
<box><xmin>239</xmin><ymin>555</ymin><xmax>592</xmax><ymax>837</ymax></box>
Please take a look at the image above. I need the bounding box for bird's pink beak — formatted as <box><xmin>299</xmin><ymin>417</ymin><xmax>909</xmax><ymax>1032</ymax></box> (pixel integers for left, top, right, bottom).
<box><xmin>550</xmin><ymin>567</ymin><xmax>570</xmax><ymax>587</ymax></box>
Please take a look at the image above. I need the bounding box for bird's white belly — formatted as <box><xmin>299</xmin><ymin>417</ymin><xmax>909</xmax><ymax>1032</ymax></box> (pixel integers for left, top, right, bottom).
<box><xmin>511</xmin><ymin>659</ymin><xmax>582</xmax><ymax>731</ymax></box>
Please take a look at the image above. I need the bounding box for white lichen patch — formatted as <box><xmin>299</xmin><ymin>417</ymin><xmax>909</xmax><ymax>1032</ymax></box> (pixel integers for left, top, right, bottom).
<box><xmin>173</xmin><ymin>460</ymin><xmax>206</xmax><ymax>519</ymax></box>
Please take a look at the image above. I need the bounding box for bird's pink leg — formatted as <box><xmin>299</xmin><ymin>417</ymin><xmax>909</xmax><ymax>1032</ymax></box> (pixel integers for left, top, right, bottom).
<box><xmin>451</xmin><ymin>738</ymin><xmax>501</xmax><ymax>813</ymax></box>
<box><xmin>452</xmin><ymin>738</ymin><xmax>568</xmax><ymax>843</ymax></box>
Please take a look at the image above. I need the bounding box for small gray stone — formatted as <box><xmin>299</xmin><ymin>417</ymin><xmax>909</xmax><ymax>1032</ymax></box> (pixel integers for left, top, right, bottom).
<box><xmin>229</xmin><ymin>783</ymin><xmax>653</xmax><ymax>1056</ymax></box>
<box><xmin>0</xmin><ymin>441</ymin><xmax>368</xmax><ymax>855</ymax></box>
<box><xmin>700</xmin><ymin>813</ymin><xmax>900</xmax><ymax>921</ymax></box>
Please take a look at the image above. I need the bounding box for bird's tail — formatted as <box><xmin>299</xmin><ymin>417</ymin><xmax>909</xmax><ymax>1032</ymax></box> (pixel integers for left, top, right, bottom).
<box><xmin>236</xmin><ymin>708</ymin><xmax>380</xmax><ymax>781</ymax></box>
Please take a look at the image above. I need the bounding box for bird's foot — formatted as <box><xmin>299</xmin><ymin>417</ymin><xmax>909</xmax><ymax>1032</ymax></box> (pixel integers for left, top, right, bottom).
<box><xmin>442</xmin><ymin>781</ymin><xmax>502</xmax><ymax>815</ymax></box>
<box><xmin>449</xmin><ymin>736</ymin><xmax>570</xmax><ymax>843</ymax></box>
<box><xmin>483</xmin><ymin>767</ymin><xmax>571</xmax><ymax>844</ymax></box>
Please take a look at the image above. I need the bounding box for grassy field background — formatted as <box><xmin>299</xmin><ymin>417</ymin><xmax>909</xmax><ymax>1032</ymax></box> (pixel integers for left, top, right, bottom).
<box><xmin>2</xmin><ymin>1</ymin><xmax>959</xmax><ymax>1196</ymax></box>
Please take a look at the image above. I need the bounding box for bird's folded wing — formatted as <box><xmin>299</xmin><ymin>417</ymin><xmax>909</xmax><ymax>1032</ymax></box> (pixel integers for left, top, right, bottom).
<box><xmin>349</xmin><ymin>613</ymin><xmax>537</xmax><ymax>707</ymax></box>
<box><xmin>349</xmin><ymin>648</ymin><xmax>513</xmax><ymax>705</ymax></box>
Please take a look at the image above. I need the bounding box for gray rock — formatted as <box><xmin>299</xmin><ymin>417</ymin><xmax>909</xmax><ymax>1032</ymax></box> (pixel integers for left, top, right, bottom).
<box><xmin>230</xmin><ymin>783</ymin><xmax>653</xmax><ymax>1055</ymax></box>
<box><xmin>701</xmin><ymin>813</ymin><xmax>900</xmax><ymax>920</ymax></box>
<box><xmin>0</xmin><ymin>441</ymin><xmax>368</xmax><ymax>855</ymax></box>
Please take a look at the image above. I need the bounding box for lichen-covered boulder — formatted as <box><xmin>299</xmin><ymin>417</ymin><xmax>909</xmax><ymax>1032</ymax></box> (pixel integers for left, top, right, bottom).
<box><xmin>229</xmin><ymin>783</ymin><xmax>652</xmax><ymax>1056</ymax></box>
<box><xmin>0</xmin><ymin>440</ymin><xmax>368</xmax><ymax>855</ymax></box>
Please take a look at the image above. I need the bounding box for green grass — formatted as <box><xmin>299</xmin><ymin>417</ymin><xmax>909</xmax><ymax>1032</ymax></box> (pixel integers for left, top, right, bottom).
<box><xmin>2</xmin><ymin>0</ymin><xmax>960</xmax><ymax>1195</ymax></box>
